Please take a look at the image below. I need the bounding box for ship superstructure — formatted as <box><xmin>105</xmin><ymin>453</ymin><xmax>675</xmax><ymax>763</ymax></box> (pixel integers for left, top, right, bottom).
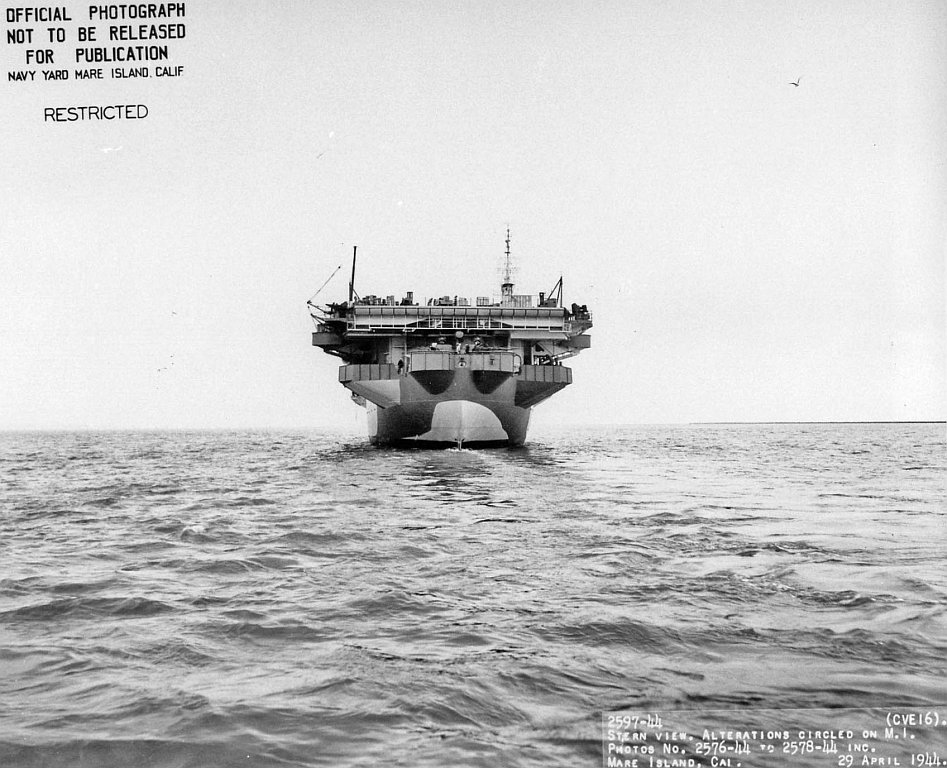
<box><xmin>309</xmin><ymin>232</ymin><xmax>592</xmax><ymax>447</ymax></box>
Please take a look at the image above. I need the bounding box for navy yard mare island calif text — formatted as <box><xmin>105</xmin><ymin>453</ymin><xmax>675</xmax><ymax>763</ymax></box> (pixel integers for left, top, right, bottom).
<box><xmin>5</xmin><ymin>4</ymin><xmax>186</xmax><ymax>90</ymax></box>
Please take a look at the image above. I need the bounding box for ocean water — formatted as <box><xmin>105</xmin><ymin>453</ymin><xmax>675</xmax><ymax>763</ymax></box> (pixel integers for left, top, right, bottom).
<box><xmin>0</xmin><ymin>423</ymin><xmax>944</xmax><ymax>767</ymax></box>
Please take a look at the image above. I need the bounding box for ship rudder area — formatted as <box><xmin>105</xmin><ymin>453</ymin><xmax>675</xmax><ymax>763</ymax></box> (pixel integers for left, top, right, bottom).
<box><xmin>415</xmin><ymin>399</ymin><xmax>508</xmax><ymax>444</ymax></box>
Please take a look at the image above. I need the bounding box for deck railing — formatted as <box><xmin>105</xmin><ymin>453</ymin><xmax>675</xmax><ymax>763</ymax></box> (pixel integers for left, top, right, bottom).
<box><xmin>408</xmin><ymin>350</ymin><xmax>521</xmax><ymax>373</ymax></box>
<box><xmin>348</xmin><ymin>305</ymin><xmax>568</xmax><ymax>333</ymax></box>
<box><xmin>339</xmin><ymin>352</ymin><xmax>526</xmax><ymax>382</ymax></box>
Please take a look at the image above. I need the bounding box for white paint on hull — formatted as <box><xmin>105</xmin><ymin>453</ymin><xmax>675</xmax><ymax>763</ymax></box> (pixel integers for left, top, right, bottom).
<box><xmin>415</xmin><ymin>400</ymin><xmax>508</xmax><ymax>445</ymax></box>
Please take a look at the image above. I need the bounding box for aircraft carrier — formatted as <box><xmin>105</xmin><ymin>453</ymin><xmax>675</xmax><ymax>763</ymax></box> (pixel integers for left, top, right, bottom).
<box><xmin>309</xmin><ymin>232</ymin><xmax>592</xmax><ymax>447</ymax></box>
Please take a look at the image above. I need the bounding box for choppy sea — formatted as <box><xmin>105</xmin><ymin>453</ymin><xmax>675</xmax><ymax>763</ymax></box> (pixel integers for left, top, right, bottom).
<box><xmin>1</xmin><ymin>423</ymin><xmax>944</xmax><ymax>767</ymax></box>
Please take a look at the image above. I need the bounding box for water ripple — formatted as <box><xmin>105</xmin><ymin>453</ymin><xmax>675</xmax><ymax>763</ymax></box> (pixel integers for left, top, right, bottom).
<box><xmin>0</xmin><ymin>423</ymin><xmax>943</xmax><ymax>767</ymax></box>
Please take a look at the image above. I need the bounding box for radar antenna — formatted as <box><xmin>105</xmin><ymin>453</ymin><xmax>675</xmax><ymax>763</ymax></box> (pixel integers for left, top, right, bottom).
<box><xmin>500</xmin><ymin>227</ymin><xmax>514</xmax><ymax>305</ymax></box>
<box><xmin>503</xmin><ymin>228</ymin><xmax>512</xmax><ymax>284</ymax></box>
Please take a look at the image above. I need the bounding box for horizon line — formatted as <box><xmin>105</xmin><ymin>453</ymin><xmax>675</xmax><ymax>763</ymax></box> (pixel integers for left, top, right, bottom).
<box><xmin>1</xmin><ymin>419</ymin><xmax>945</xmax><ymax>434</ymax></box>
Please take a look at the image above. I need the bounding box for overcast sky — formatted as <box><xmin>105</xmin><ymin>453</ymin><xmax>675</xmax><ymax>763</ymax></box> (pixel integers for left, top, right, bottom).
<box><xmin>1</xmin><ymin>0</ymin><xmax>944</xmax><ymax>431</ymax></box>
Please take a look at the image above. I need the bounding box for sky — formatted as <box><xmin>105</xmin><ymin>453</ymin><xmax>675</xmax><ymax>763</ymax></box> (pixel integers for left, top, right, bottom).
<box><xmin>1</xmin><ymin>0</ymin><xmax>944</xmax><ymax>430</ymax></box>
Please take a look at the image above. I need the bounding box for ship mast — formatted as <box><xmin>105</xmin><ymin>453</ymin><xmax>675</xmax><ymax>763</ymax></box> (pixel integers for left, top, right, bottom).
<box><xmin>500</xmin><ymin>227</ymin><xmax>514</xmax><ymax>306</ymax></box>
<box><xmin>348</xmin><ymin>245</ymin><xmax>357</xmax><ymax>302</ymax></box>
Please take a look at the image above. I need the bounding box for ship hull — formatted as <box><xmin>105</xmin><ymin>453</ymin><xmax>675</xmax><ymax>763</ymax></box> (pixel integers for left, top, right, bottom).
<box><xmin>368</xmin><ymin>398</ymin><xmax>531</xmax><ymax>447</ymax></box>
<box><xmin>340</xmin><ymin>354</ymin><xmax>570</xmax><ymax>448</ymax></box>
